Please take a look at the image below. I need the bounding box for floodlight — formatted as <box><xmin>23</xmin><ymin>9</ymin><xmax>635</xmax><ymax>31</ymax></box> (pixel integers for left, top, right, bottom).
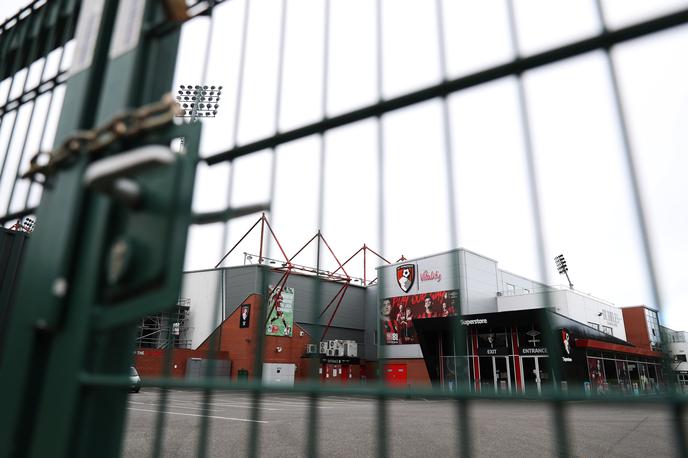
<box><xmin>174</xmin><ymin>83</ymin><xmax>224</xmax><ymax>122</ymax></box>
<box><xmin>554</xmin><ymin>254</ymin><xmax>573</xmax><ymax>289</ymax></box>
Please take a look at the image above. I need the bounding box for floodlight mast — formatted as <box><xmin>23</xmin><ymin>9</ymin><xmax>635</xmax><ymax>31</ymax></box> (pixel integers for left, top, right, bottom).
<box><xmin>554</xmin><ymin>254</ymin><xmax>573</xmax><ymax>289</ymax></box>
<box><xmin>190</xmin><ymin>85</ymin><xmax>201</xmax><ymax>122</ymax></box>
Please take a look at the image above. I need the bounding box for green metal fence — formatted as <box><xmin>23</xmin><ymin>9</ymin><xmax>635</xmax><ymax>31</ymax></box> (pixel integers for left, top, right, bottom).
<box><xmin>0</xmin><ymin>0</ymin><xmax>687</xmax><ymax>457</ymax></box>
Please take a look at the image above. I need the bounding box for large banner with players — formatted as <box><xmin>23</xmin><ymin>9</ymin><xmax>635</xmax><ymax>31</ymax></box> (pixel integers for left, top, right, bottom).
<box><xmin>266</xmin><ymin>285</ymin><xmax>294</xmax><ymax>337</ymax></box>
<box><xmin>380</xmin><ymin>290</ymin><xmax>459</xmax><ymax>345</ymax></box>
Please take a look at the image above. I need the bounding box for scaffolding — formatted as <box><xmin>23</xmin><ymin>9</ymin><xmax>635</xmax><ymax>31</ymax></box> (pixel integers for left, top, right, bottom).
<box><xmin>135</xmin><ymin>298</ymin><xmax>193</xmax><ymax>349</ymax></box>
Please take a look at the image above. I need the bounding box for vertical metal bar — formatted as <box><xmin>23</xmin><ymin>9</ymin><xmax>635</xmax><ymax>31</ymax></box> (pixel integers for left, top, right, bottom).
<box><xmin>151</xmin><ymin>320</ymin><xmax>176</xmax><ymax>458</ymax></box>
<box><xmin>196</xmin><ymin>8</ymin><xmax>222</xmax><ymax>453</ymax></box>
<box><xmin>297</xmin><ymin>3</ymin><xmax>331</xmax><ymax>452</ymax></box>
<box><xmin>375</xmin><ymin>0</ymin><xmax>389</xmax><ymax>456</ymax></box>
<box><xmin>266</xmin><ymin>0</ymin><xmax>287</xmax><ymax>246</ymax></box>
<box><xmin>432</xmin><ymin>1</ymin><xmax>471</xmax><ymax>455</ymax></box>
<box><xmin>219</xmin><ymin>0</ymin><xmax>251</xmax><ymax>260</ymax></box>
<box><xmin>0</xmin><ymin>0</ymin><xmax>121</xmax><ymax>453</ymax></box>
<box><xmin>505</xmin><ymin>1</ymin><xmax>570</xmax><ymax>456</ymax></box>
<box><xmin>592</xmin><ymin>2</ymin><xmax>686</xmax><ymax>455</ymax></box>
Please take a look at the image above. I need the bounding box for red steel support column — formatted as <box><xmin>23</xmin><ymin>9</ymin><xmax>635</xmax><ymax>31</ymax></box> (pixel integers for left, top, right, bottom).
<box><xmin>258</xmin><ymin>214</ymin><xmax>265</xmax><ymax>263</ymax></box>
<box><xmin>363</xmin><ymin>244</ymin><xmax>367</xmax><ymax>286</ymax></box>
<box><xmin>471</xmin><ymin>328</ymin><xmax>480</xmax><ymax>392</ymax></box>
<box><xmin>511</xmin><ymin>326</ymin><xmax>523</xmax><ymax>393</ymax></box>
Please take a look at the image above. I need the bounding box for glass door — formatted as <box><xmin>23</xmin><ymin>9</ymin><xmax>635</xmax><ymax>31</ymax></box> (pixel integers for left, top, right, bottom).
<box><xmin>494</xmin><ymin>357</ymin><xmax>511</xmax><ymax>393</ymax></box>
<box><xmin>522</xmin><ymin>357</ymin><xmax>539</xmax><ymax>394</ymax></box>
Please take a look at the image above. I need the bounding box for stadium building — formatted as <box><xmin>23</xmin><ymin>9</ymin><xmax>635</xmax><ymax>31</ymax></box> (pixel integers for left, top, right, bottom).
<box><xmin>133</xmin><ymin>236</ymin><xmax>666</xmax><ymax>394</ymax></box>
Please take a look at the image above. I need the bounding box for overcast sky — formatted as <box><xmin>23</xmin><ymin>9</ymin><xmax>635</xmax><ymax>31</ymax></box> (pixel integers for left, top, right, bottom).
<box><xmin>2</xmin><ymin>0</ymin><xmax>688</xmax><ymax>330</ymax></box>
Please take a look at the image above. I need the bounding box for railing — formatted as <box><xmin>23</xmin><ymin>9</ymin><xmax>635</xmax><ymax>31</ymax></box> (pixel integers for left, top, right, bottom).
<box><xmin>1</xmin><ymin>1</ymin><xmax>688</xmax><ymax>458</ymax></box>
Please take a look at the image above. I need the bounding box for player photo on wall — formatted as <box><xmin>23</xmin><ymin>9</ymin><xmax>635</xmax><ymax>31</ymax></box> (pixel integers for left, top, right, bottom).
<box><xmin>380</xmin><ymin>290</ymin><xmax>459</xmax><ymax>345</ymax></box>
<box><xmin>265</xmin><ymin>285</ymin><xmax>294</xmax><ymax>337</ymax></box>
<box><xmin>239</xmin><ymin>303</ymin><xmax>251</xmax><ymax>328</ymax></box>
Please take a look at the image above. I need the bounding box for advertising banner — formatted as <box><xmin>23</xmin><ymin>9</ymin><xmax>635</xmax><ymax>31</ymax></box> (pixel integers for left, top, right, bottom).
<box><xmin>239</xmin><ymin>303</ymin><xmax>250</xmax><ymax>328</ymax></box>
<box><xmin>266</xmin><ymin>285</ymin><xmax>294</xmax><ymax>337</ymax></box>
<box><xmin>380</xmin><ymin>290</ymin><xmax>459</xmax><ymax>345</ymax></box>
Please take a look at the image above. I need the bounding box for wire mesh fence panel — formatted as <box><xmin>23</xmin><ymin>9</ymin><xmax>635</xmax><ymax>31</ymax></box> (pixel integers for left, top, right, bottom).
<box><xmin>1</xmin><ymin>0</ymin><xmax>688</xmax><ymax>457</ymax></box>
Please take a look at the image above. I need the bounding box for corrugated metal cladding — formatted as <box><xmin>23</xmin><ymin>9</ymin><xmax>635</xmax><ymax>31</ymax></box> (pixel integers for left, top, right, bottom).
<box><xmin>0</xmin><ymin>229</ymin><xmax>29</xmax><ymax>356</ymax></box>
<box><xmin>223</xmin><ymin>265</ymin><xmax>368</xmax><ymax>330</ymax></box>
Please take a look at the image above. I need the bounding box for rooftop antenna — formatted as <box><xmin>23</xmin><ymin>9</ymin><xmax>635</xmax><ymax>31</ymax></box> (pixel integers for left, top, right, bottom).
<box><xmin>554</xmin><ymin>254</ymin><xmax>573</xmax><ymax>289</ymax></box>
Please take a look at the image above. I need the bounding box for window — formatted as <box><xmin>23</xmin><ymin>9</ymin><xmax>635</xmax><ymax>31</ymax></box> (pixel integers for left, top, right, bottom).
<box><xmin>505</xmin><ymin>283</ymin><xmax>515</xmax><ymax>295</ymax></box>
<box><xmin>678</xmin><ymin>374</ymin><xmax>688</xmax><ymax>387</ymax></box>
<box><xmin>601</xmin><ymin>325</ymin><xmax>613</xmax><ymax>336</ymax></box>
<box><xmin>478</xmin><ymin>327</ymin><xmax>509</xmax><ymax>349</ymax></box>
<box><xmin>587</xmin><ymin>322</ymin><xmax>600</xmax><ymax>331</ymax></box>
<box><xmin>674</xmin><ymin>355</ymin><xmax>687</xmax><ymax>363</ymax></box>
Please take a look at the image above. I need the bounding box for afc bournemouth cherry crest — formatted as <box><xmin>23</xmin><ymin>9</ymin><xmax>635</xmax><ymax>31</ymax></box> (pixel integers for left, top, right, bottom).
<box><xmin>396</xmin><ymin>264</ymin><xmax>415</xmax><ymax>292</ymax></box>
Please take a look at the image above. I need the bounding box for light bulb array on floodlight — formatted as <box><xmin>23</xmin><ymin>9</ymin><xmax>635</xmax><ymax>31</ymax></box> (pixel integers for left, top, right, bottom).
<box><xmin>175</xmin><ymin>84</ymin><xmax>223</xmax><ymax>122</ymax></box>
<box><xmin>554</xmin><ymin>254</ymin><xmax>573</xmax><ymax>289</ymax></box>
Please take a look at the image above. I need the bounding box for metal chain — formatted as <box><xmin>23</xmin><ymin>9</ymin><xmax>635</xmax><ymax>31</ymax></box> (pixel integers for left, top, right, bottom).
<box><xmin>22</xmin><ymin>93</ymin><xmax>181</xmax><ymax>180</ymax></box>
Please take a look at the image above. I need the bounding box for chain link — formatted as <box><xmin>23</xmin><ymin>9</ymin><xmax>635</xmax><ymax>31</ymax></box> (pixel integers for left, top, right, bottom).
<box><xmin>22</xmin><ymin>94</ymin><xmax>181</xmax><ymax>180</ymax></box>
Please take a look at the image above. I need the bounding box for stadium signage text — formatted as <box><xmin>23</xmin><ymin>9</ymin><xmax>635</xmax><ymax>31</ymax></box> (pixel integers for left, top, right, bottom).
<box><xmin>460</xmin><ymin>318</ymin><xmax>487</xmax><ymax>326</ymax></box>
<box><xmin>521</xmin><ymin>347</ymin><xmax>548</xmax><ymax>355</ymax></box>
<box><xmin>420</xmin><ymin>270</ymin><xmax>442</xmax><ymax>283</ymax></box>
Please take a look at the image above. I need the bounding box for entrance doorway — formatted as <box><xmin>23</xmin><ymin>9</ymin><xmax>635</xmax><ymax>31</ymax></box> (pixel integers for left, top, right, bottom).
<box><xmin>521</xmin><ymin>356</ymin><xmax>550</xmax><ymax>394</ymax></box>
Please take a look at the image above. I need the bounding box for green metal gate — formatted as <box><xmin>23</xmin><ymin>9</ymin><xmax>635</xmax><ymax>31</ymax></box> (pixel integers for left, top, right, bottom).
<box><xmin>0</xmin><ymin>1</ymin><xmax>687</xmax><ymax>457</ymax></box>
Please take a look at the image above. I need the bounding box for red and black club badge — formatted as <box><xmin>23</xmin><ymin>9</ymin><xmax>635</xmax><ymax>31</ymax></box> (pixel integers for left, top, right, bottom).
<box><xmin>561</xmin><ymin>328</ymin><xmax>573</xmax><ymax>357</ymax></box>
<box><xmin>396</xmin><ymin>264</ymin><xmax>415</xmax><ymax>293</ymax></box>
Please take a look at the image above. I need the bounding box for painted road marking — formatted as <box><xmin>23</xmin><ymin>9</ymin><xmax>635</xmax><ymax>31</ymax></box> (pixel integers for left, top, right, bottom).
<box><xmin>128</xmin><ymin>401</ymin><xmax>223</xmax><ymax>412</ymax></box>
<box><xmin>127</xmin><ymin>407</ymin><xmax>268</xmax><ymax>423</ymax></box>
<box><xmin>197</xmin><ymin>402</ymin><xmax>284</xmax><ymax>411</ymax></box>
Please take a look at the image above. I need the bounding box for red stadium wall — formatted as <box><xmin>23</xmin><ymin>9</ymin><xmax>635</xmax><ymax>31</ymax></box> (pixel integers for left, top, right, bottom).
<box><xmin>365</xmin><ymin>359</ymin><xmax>431</xmax><ymax>388</ymax></box>
<box><xmin>197</xmin><ymin>294</ymin><xmax>316</xmax><ymax>381</ymax></box>
<box><xmin>622</xmin><ymin>307</ymin><xmax>652</xmax><ymax>350</ymax></box>
<box><xmin>134</xmin><ymin>348</ymin><xmax>229</xmax><ymax>378</ymax></box>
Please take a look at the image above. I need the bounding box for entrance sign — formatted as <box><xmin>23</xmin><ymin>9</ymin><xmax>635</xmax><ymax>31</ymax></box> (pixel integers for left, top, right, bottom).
<box><xmin>521</xmin><ymin>347</ymin><xmax>548</xmax><ymax>355</ymax></box>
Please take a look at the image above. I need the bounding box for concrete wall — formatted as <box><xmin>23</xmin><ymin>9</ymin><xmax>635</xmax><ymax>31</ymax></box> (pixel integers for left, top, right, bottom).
<box><xmin>461</xmin><ymin>250</ymin><xmax>499</xmax><ymax>315</ymax></box>
<box><xmin>562</xmin><ymin>292</ymin><xmax>626</xmax><ymax>340</ymax></box>
<box><xmin>497</xmin><ymin>289</ymin><xmax>626</xmax><ymax>340</ymax></box>
<box><xmin>377</xmin><ymin>249</ymin><xmax>462</xmax><ymax>299</ymax></box>
<box><xmin>184</xmin><ymin>266</ymin><xmax>368</xmax><ymax>349</ymax></box>
<box><xmin>498</xmin><ymin>270</ymin><xmax>546</xmax><ymax>295</ymax></box>
<box><xmin>181</xmin><ymin>269</ymin><xmax>223</xmax><ymax>349</ymax></box>
<box><xmin>364</xmin><ymin>285</ymin><xmax>379</xmax><ymax>361</ymax></box>
<box><xmin>668</xmin><ymin>342</ymin><xmax>688</xmax><ymax>361</ymax></box>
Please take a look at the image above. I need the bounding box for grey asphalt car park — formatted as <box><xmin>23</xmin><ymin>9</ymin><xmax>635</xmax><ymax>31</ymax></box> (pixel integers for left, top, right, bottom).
<box><xmin>123</xmin><ymin>390</ymin><xmax>683</xmax><ymax>457</ymax></box>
